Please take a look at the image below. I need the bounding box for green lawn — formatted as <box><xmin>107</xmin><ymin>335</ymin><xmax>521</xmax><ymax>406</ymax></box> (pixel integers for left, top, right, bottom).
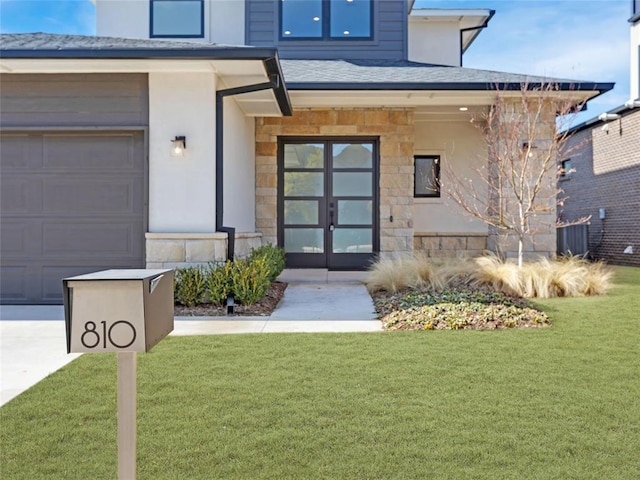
<box><xmin>2</xmin><ymin>267</ymin><xmax>639</xmax><ymax>479</ymax></box>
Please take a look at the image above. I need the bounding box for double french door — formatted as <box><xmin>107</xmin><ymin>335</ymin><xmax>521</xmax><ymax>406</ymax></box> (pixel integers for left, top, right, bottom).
<box><xmin>278</xmin><ymin>138</ymin><xmax>379</xmax><ymax>269</ymax></box>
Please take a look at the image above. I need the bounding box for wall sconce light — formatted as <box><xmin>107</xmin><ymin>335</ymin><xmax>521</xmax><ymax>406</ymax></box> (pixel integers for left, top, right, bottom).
<box><xmin>171</xmin><ymin>136</ymin><xmax>186</xmax><ymax>157</ymax></box>
<box><xmin>522</xmin><ymin>141</ymin><xmax>537</xmax><ymax>158</ymax></box>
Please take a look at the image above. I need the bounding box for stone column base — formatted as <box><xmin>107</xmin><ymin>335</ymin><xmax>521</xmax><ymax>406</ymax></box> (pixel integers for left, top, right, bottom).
<box><xmin>145</xmin><ymin>232</ymin><xmax>263</xmax><ymax>269</ymax></box>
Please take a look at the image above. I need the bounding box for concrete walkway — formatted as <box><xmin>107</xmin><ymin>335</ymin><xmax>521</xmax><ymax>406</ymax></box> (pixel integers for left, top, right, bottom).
<box><xmin>1</xmin><ymin>270</ymin><xmax>381</xmax><ymax>405</ymax></box>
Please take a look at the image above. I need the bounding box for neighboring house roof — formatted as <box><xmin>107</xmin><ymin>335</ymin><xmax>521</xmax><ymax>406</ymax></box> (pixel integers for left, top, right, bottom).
<box><xmin>0</xmin><ymin>33</ymin><xmax>292</xmax><ymax>116</ymax></box>
<box><xmin>281</xmin><ymin>59</ymin><xmax>614</xmax><ymax>94</ymax></box>
<box><xmin>566</xmin><ymin>103</ymin><xmax>640</xmax><ymax>135</ymax></box>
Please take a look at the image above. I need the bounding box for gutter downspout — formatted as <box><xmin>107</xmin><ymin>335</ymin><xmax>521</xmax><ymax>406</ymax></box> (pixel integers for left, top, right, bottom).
<box><xmin>459</xmin><ymin>10</ymin><xmax>495</xmax><ymax>66</ymax></box>
<box><xmin>215</xmin><ymin>73</ymin><xmax>282</xmax><ymax>261</ymax></box>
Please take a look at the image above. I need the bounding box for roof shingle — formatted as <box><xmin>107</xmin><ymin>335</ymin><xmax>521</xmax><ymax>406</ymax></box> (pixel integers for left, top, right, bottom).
<box><xmin>280</xmin><ymin>59</ymin><xmax>609</xmax><ymax>91</ymax></box>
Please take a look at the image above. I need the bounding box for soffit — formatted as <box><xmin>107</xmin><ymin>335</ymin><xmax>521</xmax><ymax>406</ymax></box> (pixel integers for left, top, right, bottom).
<box><xmin>0</xmin><ymin>58</ymin><xmax>283</xmax><ymax>116</ymax></box>
<box><xmin>288</xmin><ymin>89</ymin><xmax>596</xmax><ymax>109</ymax></box>
<box><xmin>409</xmin><ymin>9</ymin><xmax>493</xmax><ymax>50</ymax></box>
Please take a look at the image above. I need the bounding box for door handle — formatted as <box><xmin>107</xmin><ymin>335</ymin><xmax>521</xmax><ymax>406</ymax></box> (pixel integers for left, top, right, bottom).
<box><xmin>329</xmin><ymin>210</ymin><xmax>335</xmax><ymax>231</ymax></box>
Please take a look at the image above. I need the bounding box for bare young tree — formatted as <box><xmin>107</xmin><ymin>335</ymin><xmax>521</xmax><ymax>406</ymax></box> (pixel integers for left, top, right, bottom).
<box><xmin>444</xmin><ymin>83</ymin><xmax>589</xmax><ymax>267</ymax></box>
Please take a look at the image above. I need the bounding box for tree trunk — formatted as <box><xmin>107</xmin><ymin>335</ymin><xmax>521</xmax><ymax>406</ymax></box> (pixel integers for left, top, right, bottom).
<box><xmin>518</xmin><ymin>237</ymin><xmax>524</xmax><ymax>268</ymax></box>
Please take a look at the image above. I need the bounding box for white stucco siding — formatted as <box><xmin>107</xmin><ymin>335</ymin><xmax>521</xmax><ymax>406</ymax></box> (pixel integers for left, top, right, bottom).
<box><xmin>148</xmin><ymin>72</ymin><xmax>217</xmax><ymax>233</ymax></box>
<box><xmin>209</xmin><ymin>1</ymin><xmax>246</xmax><ymax>45</ymax></box>
<box><xmin>413</xmin><ymin>119</ymin><xmax>488</xmax><ymax>233</ymax></box>
<box><xmin>97</xmin><ymin>0</ymin><xmax>150</xmax><ymax>39</ymax></box>
<box><xmin>96</xmin><ymin>0</ymin><xmax>246</xmax><ymax>44</ymax></box>
<box><xmin>223</xmin><ymin>96</ymin><xmax>256</xmax><ymax>232</ymax></box>
<box><xmin>408</xmin><ymin>20</ymin><xmax>461</xmax><ymax>66</ymax></box>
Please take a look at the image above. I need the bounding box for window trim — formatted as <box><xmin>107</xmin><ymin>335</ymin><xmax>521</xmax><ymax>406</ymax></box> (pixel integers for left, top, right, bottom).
<box><xmin>414</xmin><ymin>155</ymin><xmax>441</xmax><ymax>198</ymax></box>
<box><xmin>150</xmin><ymin>0</ymin><xmax>205</xmax><ymax>39</ymax></box>
<box><xmin>279</xmin><ymin>0</ymin><xmax>374</xmax><ymax>41</ymax></box>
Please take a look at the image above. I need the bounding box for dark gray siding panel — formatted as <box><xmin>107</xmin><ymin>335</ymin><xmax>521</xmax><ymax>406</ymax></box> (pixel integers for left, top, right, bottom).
<box><xmin>0</xmin><ymin>73</ymin><xmax>149</xmax><ymax>127</ymax></box>
<box><xmin>0</xmin><ymin>131</ymin><xmax>146</xmax><ymax>304</ymax></box>
<box><xmin>246</xmin><ymin>0</ymin><xmax>407</xmax><ymax>60</ymax></box>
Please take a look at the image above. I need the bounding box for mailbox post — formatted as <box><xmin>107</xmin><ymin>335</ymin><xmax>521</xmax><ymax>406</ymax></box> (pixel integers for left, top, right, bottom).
<box><xmin>63</xmin><ymin>269</ymin><xmax>174</xmax><ymax>480</ymax></box>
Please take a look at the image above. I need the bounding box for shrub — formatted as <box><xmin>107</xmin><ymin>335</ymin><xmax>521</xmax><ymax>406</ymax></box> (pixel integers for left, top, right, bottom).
<box><xmin>249</xmin><ymin>244</ymin><xmax>285</xmax><ymax>282</ymax></box>
<box><xmin>229</xmin><ymin>257</ymin><xmax>271</xmax><ymax>305</ymax></box>
<box><xmin>174</xmin><ymin>266</ymin><xmax>207</xmax><ymax>307</ymax></box>
<box><xmin>174</xmin><ymin>251</ymin><xmax>280</xmax><ymax>307</ymax></box>
<box><xmin>366</xmin><ymin>253</ymin><xmax>443</xmax><ymax>293</ymax></box>
<box><xmin>206</xmin><ymin>262</ymin><xmax>233</xmax><ymax>306</ymax></box>
<box><xmin>472</xmin><ymin>254</ymin><xmax>522</xmax><ymax>296</ymax></box>
<box><xmin>366</xmin><ymin>253</ymin><xmax>612</xmax><ymax>298</ymax></box>
<box><xmin>472</xmin><ymin>254</ymin><xmax>613</xmax><ymax>298</ymax></box>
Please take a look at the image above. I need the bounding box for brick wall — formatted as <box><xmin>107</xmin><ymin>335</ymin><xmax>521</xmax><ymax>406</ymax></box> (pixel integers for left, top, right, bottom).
<box><xmin>559</xmin><ymin>109</ymin><xmax>640</xmax><ymax>266</ymax></box>
<box><xmin>255</xmin><ymin>108</ymin><xmax>415</xmax><ymax>256</ymax></box>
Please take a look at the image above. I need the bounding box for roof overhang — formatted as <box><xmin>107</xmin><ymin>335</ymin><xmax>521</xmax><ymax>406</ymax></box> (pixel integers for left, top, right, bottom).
<box><xmin>0</xmin><ymin>47</ymin><xmax>292</xmax><ymax>117</ymax></box>
<box><xmin>408</xmin><ymin>8</ymin><xmax>495</xmax><ymax>53</ymax></box>
<box><xmin>287</xmin><ymin>84</ymin><xmax>614</xmax><ymax>111</ymax></box>
<box><xmin>567</xmin><ymin>102</ymin><xmax>640</xmax><ymax>134</ymax></box>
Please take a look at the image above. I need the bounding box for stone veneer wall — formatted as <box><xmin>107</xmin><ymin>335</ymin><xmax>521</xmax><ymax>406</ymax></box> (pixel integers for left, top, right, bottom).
<box><xmin>255</xmin><ymin>108</ymin><xmax>415</xmax><ymax>256</ymax></box>
<box><xmin>145</xmin><ymin>232</ymin><xmax>262</xmax><ymax>269</ymax></box>
<box><xmin>486</xmin><ymin>100</ymin><xmax>558</xmax><ymax>260</ymax></box>
<box><xmin>414</xmin><ymin>233</ymin><xmax>488</xmax><ymax>258</ymax></box>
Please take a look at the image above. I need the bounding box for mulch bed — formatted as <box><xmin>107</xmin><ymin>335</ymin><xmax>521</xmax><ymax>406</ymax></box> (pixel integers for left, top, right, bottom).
<box><xmin>174</xmin><ymin>281</ymin><xmax>288</xmax><ymax>317</ymax></box>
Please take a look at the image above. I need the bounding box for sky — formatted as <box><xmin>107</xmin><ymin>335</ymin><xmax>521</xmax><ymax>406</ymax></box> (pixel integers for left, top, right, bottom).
<box><xmin>0</xmin><ymin>0</ymin><xmax>633</xmax><ymax>124</ymax></box>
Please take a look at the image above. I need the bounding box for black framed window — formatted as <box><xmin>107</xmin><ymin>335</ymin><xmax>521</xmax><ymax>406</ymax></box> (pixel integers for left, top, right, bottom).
<box><xmin>559</xmin><ymin>158</ymin><xmax>573</xmax><ymax>179</ymax></box>
<box><xmin>280</xmin><ymin>0</ymin><xmax>373</xmax><ymax>40</ymax></box>
<box><xmin>414</xmin><ymin>155</ymin><xmax>440</xmax><ymax>197</ymax></box>
<box><xmin>150</xmin><ymin>0</ymin><xmax>204</xmax><ymax>38</ymax></box>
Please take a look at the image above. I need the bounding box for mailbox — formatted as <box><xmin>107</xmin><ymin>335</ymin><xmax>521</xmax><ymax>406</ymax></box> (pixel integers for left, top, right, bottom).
<box><xmin>63</xmin><ymin>269</ymin><xmax>174</xmax><ymax>354</ymax></box>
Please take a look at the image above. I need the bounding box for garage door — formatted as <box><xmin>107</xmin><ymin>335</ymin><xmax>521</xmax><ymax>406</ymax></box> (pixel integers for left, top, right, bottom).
<box><xmin>1</xmin><ymin>131</ymin><xmax>146</xmax><ymax>304</ymax></box>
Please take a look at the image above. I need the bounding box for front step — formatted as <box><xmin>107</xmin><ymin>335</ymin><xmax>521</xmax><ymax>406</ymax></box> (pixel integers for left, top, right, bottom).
<box><xmin>277</xmin><ymin>269</ymin><xmax>369</xmax><ymax>284</ymax></box>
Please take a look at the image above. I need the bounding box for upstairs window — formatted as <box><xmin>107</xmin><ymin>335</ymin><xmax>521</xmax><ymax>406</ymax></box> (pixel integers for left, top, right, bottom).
<box><xmin>281</xmin><ymin>0</ymin><xmax>373</xmax><ymax>40</ymax></box>
<box><xmin>150</xmin><ymin>0</ymin><xmax>204</xmax><ymax>38</ymax></box>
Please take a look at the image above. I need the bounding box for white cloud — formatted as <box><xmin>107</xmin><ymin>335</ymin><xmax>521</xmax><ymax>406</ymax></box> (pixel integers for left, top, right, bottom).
<box><xmin>456</xmin><ymin>0</ymin><xmax>632</xmax><ymax>124</ymax></box>
<box><xmin>464</xmin><ymin>0</ymin><xmax>629</xmax><ymax>84</ymax></box>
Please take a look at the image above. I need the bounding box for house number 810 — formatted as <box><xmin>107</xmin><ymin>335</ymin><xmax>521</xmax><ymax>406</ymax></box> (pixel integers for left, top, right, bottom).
<box><xmin>80</xmin><ymin>321</ymin><xmax>137</xmax><ymax>349</ymax></box>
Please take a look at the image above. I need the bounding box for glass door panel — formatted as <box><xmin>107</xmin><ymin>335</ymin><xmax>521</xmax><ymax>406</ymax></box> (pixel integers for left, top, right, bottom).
<box><xmin>332</xmin><ymin>143</ymin><xmax>373</xmax><ymax>168</ymax></box>
<box><xmin>281</xmin><ymin>142</ymin><xmax>326</xmax><ymax>267</ymax></box>
<box><xmin>284</xmin><ymin>228</ymin><xmax>324</xmax><ymax>253</ymax></box>
<box><xmin>284</xmin><ymin>172</ymin><xmax>324</xmax><ymax>196</ymax></box>
<box><xmin>279</xmin><ymin>139</ymin><xmax>377</xmax><ymax>269</ymax></box>
<box><xmin>284</xmin><ymin>143</ymin><xmax>324</xmax><ymax>168</ymax></box>
<box><xmin>332</xmin><ymin>172</ymin><xmax>372</xmax><ymax>196</ymax></box>
<box><xmin>337</xmin><ymin>200</ymin><xmax>372</xmax><ymax>225</ymax></box>
<box><xmin>333</xmin><ymin>229</ymin><xmax>373</xmax><ymax>253</ymax></box>
<box><xmin>284</xmin><ymin>200</ymin><xmax>319</xmax><ymax>224</ymax></box>
<box><xmin>328</xmin><ymin>141</ymin><xmax>376</xmax><ymax>269</ymax></box>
